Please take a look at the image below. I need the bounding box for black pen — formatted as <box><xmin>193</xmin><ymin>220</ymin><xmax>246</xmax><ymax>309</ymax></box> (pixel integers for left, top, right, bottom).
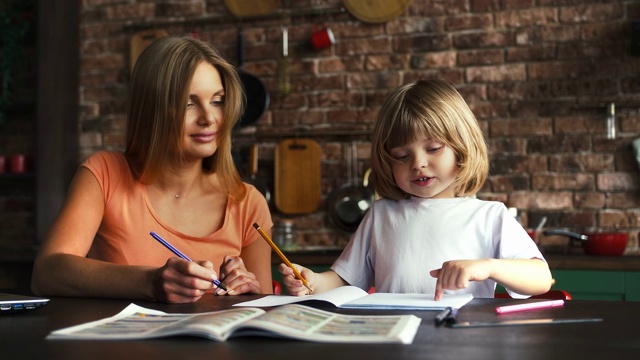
<box><xmin>435</xmin><ymin>307</ymin><xmax>453</xmax><ymax>326</ymax></box>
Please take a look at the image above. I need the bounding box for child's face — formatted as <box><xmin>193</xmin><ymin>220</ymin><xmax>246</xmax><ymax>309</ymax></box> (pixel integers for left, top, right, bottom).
<box><xmin>389</xmin><ymin>137</ymin><xmax>458</xmax><ymax>199</ymax></box>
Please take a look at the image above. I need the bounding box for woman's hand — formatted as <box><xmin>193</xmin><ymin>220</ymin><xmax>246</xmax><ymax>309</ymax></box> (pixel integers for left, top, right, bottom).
<box><xmin>152</xmin><ymin>257</ymin><xmax>219</xmax><ymax>303</ymax></box>
<box><xmin>278</xmin><ymin>263</ymin><xmax>314</xmax><ymax>296</ymax></box>
<box><xmin>217</xmin><ymin>256</ymin><xmax>263</xmax><ymax>295</ymax></box>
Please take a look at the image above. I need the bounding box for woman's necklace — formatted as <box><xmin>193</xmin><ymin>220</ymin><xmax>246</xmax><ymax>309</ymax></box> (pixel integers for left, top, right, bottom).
<box><xmin>175</xmin><ymin>194</ymin><xmax>180</xmax><ymax>199</ymax></box>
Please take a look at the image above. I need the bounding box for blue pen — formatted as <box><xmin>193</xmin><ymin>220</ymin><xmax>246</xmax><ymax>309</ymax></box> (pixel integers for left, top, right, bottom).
<box><xmin>149</xmin><ymin>231</ymin><xmax>227</xmax><ymax>291</ymax></box>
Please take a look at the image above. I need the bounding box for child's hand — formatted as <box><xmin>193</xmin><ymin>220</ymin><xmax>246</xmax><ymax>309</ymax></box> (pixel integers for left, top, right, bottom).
<box><xmin>429</xmin><ymin>259</ymin><xmax>493</xmax><ymax>301</ymax></box>
<box><xmin>277</xmin><ymin>263</ymin><xmax>314</xmax><ymax>296</ymax></box>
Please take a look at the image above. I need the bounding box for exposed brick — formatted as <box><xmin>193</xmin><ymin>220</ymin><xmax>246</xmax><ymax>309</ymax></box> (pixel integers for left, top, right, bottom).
<box><xmin>599</xmin><ymin>209</ymin><xmax>640</xmax><ymax>228</ymax></box>
<box><xmin>104</xmin><ymin>3</ymin><xmax>155</xmax><ymax>20</ymax></box>
<box><xmin>336</xmin><ymin>38</ymin><xmax>391</xmax><ymax>56</ymax></box>
<box><xmin>597</xmin><ymin>172</ymin><xmax>639</xmax><ymax>191</ymax></box>
<box><xmin>454</xmin><ymin>31</ymin><xmax>512</xmax><ymax>49</ymax></box>
<box><xmin>506</xmin><ymin>44</ymin><xmax>556</xmax><ymax>62</ymax></box>
<box><xmin>445</xmin><ymin>14</ymin><xmax>493</xmax><ymax>31</ymax></box>
<box><xmin>394</xmin><ymin>33</ymin><xmax>451</xmax><ymax>53</ymax></box>
<box><xmin>549</xmin><ymin>154</ymin><xmax>614</xmax><ymax>172</ymax></box>
<box><xmin>495</xmin><ymin>8</ymin><xmax>557</xmax><ymax>28</ymax></box>
<box><xmin>528</xmin><ymin>136</ymin><xmax>591</xmax><ymax>154</ymax></box>
<box><xmin>558</xmin><ymin>3</ymin><xmax>624</xmax><ymax>24</ymax></box>
<box><xmin>574</xmin><ymin>192</ymin><xmax>606</xmax><ymax>209</ymax></box>
<box><xmin>490</xmin><ymin>117</ymin><xmax>553</xmax><ymax>137</ymax></box>
<box><xmin>606</xmin><ymin>192</ymin><xmax>640</xmax><ymax>209</ymax></box>
<box><xmin>466</xmin><ymin>64</ymin><xmax>526</xmax><ymax>83</ymax></box>
<box><xmin>347</xmin><ymin>72</ymin><xmax>402</xmax><ymax>90</ymax></box>
<box><xmin>488</xmin><ymin>174</ymin><xmax>530</xmax><ymax>192</ymax></box>
<box><xmin>490</xmin><ymin>154</ymin><xmax>548</xmax><ymax>174</ymax></box>
<box><xmin>540</xmin><ymin>24</ymin><xmax>581</xmax><ymax>41</ymax></box>
<box><xmin>364</xmin><ymin>54</ymin><xmax>410</xmax><ymax>71</ymax></box>
<box><xmin>508</xmin><ymin>191</ymin><xmax>574</xmax><ymax>210</ymax></box>
<box><xmin>458</xmin><ymin>49</ymin><xmax>504</xmax><ymax>66</ymax></box>
<box><xmin>487</xmin><ymin>138</ymin><xmax>527</xmax><ymax>155</ymax></box>
<box><xmin>532</xmin><ymin>173</ymin><xmax>595</xmax><ymax>191</ymax></box>
<box><xmin>411</xmin><ymin>51</ymin><xmax>457</xmax><ymax>69</ymax></box>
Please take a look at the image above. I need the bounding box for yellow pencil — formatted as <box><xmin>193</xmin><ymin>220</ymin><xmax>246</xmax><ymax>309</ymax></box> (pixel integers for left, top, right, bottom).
<box><xmin>253</xmin><ymin>223</ymin><xmax>314</xmax><ymax>294</ymax></box>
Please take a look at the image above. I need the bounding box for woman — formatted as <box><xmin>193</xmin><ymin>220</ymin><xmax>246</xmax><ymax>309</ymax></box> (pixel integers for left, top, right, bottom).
<box><xmin>32</xmin><ymin>36</ymin><xmax>273</xmax><ymax>303</ymax></box>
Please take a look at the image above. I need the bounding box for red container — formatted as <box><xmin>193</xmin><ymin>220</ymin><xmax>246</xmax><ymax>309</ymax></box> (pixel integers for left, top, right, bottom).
<box><xmin>582</xmin><ymin>232</ymin><xmax>628</xmax><ymax>256</ymax></box>
<box><xmin>543</xmin><ymin>229</ymin><xmax>628</xmax><ymax>256</ymax></box>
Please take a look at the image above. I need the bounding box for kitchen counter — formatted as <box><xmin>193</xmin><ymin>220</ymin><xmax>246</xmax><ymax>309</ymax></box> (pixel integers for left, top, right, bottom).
<box><xmin>273</xmin><ymin>250</ymin><xmax>640</xmax><ymax>272</ymax></box>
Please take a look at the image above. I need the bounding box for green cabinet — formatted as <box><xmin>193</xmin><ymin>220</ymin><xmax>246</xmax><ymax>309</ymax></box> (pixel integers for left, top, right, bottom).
<box><xmin>274</xmin><ymin>266</ymin><xmax>640</xmax><ymax>301</ymax></box>
<box><xmin>551</xmin><ymin>270</ymin><xmax>625</xmax><ymax>301</ymax></box>
<box><xmin>497</xmin><ymin>269</ymin><xmax>639</xmax><ymax>301</ymax></box>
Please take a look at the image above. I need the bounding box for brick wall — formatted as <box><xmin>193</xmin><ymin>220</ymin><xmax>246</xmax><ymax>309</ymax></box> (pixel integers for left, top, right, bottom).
<box><xmin>76</xmin><ymin>0</ymin><xmax>640</xmax><ymax>253</ymax></box>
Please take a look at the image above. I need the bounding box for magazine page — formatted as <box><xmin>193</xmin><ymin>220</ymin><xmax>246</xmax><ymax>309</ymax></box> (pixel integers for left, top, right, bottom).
<box><xmin>236</xmin><ymin>304</ymin><xmax>422</xmax><ymax>344</ymax></box>
<box><xmin>47</xmin><ymin>304</ymin><xmax>265</xmax><ymax>341</ymax></box>
<box><xmin>234</xmin><ymin>286</ymin><xmax>369</xmax><ymax>308</ymax></box>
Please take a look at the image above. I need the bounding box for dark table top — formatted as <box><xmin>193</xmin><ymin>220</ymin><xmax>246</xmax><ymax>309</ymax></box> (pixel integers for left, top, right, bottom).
<box><xmin>1</xmin><ymin>294</ymin><xmax>638</xmax><ymax>360</ymax></box>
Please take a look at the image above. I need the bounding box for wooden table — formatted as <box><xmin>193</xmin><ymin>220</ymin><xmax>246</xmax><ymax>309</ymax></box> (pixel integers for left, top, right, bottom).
<box><xmin>1</xmin><ymin>294</ymin><xmax>638</xmax><ymax>359</ymax></box>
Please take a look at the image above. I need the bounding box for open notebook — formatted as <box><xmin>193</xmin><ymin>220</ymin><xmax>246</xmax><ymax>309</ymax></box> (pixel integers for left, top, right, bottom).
<box><xmin>0</xmin><ymin>293</ymin><xmax>50</xmax><ymax>314</ymax></box>
<box><xmin>234</xmin><ymin>286</ymin><xmax>474</xmax><ymax>310</ymax></box>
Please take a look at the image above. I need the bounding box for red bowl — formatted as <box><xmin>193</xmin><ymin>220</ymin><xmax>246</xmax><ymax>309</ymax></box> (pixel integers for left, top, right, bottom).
<box><xmin>583</xmin><ymin>232</ymin><xmax>628</xmax><ymax>256</ymax></box>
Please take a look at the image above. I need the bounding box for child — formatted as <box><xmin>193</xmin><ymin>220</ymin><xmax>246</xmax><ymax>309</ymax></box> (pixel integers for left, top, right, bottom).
<box><xmin>279</xmin><ymin>79</ymin><xmax>552</xmax><ymax>300</ymax></box>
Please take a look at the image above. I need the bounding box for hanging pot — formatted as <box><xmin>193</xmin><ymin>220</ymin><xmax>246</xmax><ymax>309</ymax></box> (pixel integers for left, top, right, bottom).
<box><xmin>328</xmin><ymin>142</ymin><xmax>376</xmax><ymax>233</ymax></box>
<box><xmin>542</xmin><ymin>229</ymin><xmax>628</xmax><ymax>256</ymax></box>
<box><xmin>235</xmin><ymin>29</ymin><xmax>270</xmax><ymax>128</ymax></box>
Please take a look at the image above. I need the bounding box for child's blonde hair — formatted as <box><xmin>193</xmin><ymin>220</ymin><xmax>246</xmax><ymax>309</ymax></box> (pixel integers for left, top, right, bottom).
<box><xmin>370</xmin><ymin>79</ymin><xmax>488</xmax><ymax>200</ymax></box>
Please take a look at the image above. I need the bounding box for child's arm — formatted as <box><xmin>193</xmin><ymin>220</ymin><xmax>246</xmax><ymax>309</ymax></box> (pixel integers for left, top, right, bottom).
<box><xmin>429</xmin><ymin>258</ymin><xmax>552</xmax><ymax>301</ymax></box>
<box><xmin>277</xmin><ymin>263</ymin><xmax>348</xmax><ymax>296</ymax></box>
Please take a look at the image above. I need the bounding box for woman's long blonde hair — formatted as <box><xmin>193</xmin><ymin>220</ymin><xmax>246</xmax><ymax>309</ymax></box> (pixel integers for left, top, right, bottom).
<box><xmin>370</xmin><ymin>79</ymin><xmax>488</xmax><ymax>200</ymax></box>
<box><xmin>125</xmin><ymin>36</ymin><xmax>246</xmax><ymax>201</ymax></box>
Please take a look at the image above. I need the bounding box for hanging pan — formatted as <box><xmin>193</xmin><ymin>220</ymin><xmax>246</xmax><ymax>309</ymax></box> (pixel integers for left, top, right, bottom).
<box><xmin>236</xmin><ymin>29</ymin><xmax>270</xmax><ymax>128</ymax></box>
<box><xmin>327</xmin><ymin>142</ymin><xmax>376</xmax><ymax>233</ymax></box>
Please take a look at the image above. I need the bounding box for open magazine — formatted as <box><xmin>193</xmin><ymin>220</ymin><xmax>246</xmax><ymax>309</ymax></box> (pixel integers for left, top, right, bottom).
<box><xmin>235</xmin><ymin>286</ymin><xmax>474</xmax><ymax>310</ymax></box>
<box><xmin>46</xmin><ymin>303</ymin><xmax>422</xmax><ymax>344</ymax></box>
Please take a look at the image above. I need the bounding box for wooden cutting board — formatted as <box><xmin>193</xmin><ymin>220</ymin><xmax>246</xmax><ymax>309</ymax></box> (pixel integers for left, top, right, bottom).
<box><xmin>130</xmin><ymin>29</ymin><xmax>169</xmax><ymax>74</ymax></box>
<box><xmin>343</xmin><ymin>0</ymin><xmax>412</xmax><ymax>23</ymax></box>
<box><xmin>274</xmin><ymin>139</ymin><xmax>322</xmax><ymax>214</ymax></box>
<box><xmin>224</xmin><ymin>0</ymin><xmax>280</xmax><ymax>18</ymax></box>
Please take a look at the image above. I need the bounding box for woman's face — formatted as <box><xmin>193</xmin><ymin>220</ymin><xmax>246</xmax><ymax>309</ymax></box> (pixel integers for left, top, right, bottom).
<box><xmin>389</xmin><ymin>136</ymin><xmax>458</xmax><ymax>199</ymax></box>
<box><xmin>181</xmin><ymin>61</ymin><xmax>224</xmax><ymax>161</ymax></box>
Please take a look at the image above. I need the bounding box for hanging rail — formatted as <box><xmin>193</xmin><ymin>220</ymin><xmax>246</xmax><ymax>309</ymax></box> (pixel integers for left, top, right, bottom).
<box><xmin>122</xmin><ymin>6</ymin><xmax>347</xmax><ymax>31</ymax></box>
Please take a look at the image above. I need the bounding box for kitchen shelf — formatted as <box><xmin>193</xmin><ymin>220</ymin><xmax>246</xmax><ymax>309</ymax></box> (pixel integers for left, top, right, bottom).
<box><xmin>123</xmin><ymin>6</ymin><xmax>348</xmax><ymax>31</ymax></box>
<box><xmin>233</xmin><ymin>129</ymin><xmax>372</xmax><ymax>140</ymax></box>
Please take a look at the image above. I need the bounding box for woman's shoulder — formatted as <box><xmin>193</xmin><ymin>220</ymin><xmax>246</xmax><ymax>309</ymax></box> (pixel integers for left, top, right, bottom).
<box><xmin>83</xmin><ymin>151</ymin><xmax>127</xmax><ymax>168</ymax></box>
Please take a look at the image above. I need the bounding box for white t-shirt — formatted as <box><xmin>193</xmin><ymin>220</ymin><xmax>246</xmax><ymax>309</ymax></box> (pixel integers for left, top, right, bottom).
<box><xmin>331</xmin><ymin>197</ymin><xmax>546</xmax><ymax>298</ymax></box>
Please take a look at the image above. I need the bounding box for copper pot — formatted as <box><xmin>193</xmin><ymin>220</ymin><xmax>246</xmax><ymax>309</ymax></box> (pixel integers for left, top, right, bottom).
<box><xmin>543</xmin><ymin>229</ymin><xmax>628</xmax><ymax>256</ymax></box>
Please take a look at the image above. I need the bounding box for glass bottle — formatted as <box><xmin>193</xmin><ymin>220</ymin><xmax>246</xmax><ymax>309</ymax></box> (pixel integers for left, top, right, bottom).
<box><xmin>274</xmin><ymin>219</ymin><xmax>296</xmax><ymax>251</ymax></box>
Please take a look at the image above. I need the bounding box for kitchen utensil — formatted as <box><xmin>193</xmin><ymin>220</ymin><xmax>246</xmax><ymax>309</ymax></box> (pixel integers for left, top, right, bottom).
<box><xmin>274</xmin><ymin>138</ymin><xmax>322</xmax><ymax>214</ymax></box>
<box><xmin>342</xmin><ymin>0</ymin><xmax>412</xmax><ymax>23</ymax></box>
<box><xmin>129</xmin><ymin>29</ymin><xmax>169</xmax><ymax>74</ymax></box>
<box><xmin>236</xmin><ymin>29</ymin><xmax>270</xmax><ymax>128</ymax></box>
<box><xmin>311</xmin><ymin>24</ymin><xmax>335</xmax><ymax>51</ymax></box>
<box><xmin>243</xmin><ymin>144</ymin><xmax>271</xmax><ymax>204</ymax></box>
<box><xmin>224</xmin><ymin>0</ymin><xmax>280</xmax><ymax>18</ymax></box>
<box><xmin>543</xmin><ymin>229</ymin><xmax>628</xmax><ymax>256</ymax></box>
<box><xmin>327</xmin><ymin>142</ymin><xmax>375</xmax><ymax>233</ymax></box>
<box><xmin>276</xmin><ymin>27</ymin><xmax>291</xmax><ymax>96</ymax></box>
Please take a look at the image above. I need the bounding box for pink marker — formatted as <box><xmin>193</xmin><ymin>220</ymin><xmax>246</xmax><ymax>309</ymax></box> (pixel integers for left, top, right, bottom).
<box><xmin>495</xmin><ymin>300</ymin><xmax>564</xmax><ymax>315</ymax></box>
